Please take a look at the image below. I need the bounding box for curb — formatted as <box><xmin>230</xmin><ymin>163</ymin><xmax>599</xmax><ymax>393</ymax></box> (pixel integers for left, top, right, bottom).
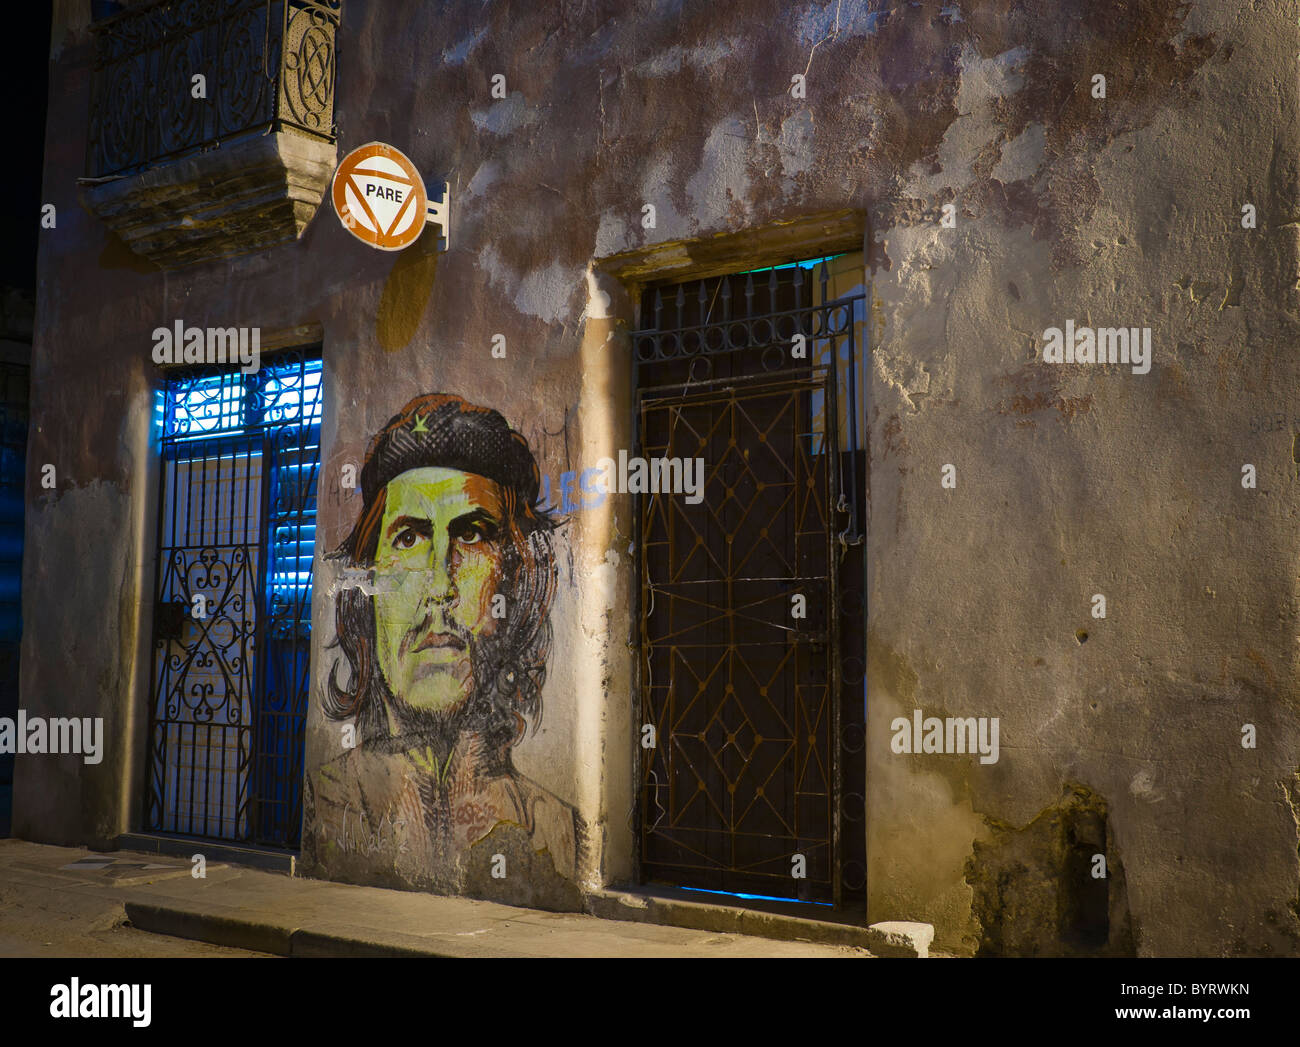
<box><xmin>124</xmin><ymin>901</ymin><xmax>475</xmax><ymax>958</ymax></box>
<box><xmin>125</xmin><ymin>901</ymin><xmax>295</xmax><ymax>956</ymax></box>
<box><xmin>584</xmin><ymin>888</ymin><xmax>933</xmax><ymax>957</ymax></box>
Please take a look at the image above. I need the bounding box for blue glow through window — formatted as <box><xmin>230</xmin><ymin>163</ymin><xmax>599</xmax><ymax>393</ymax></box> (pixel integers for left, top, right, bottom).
<box><xmin>262</xmin><ymin>365</ymin><xmax>323</xmax><ymax>426</ymax></box>
<box><xmin>165</xmin><ymin>372</ymin><xmax>246</xmax><ymax>440</ymax></box>
<box><xmin>740</xmin><ymin>253</ymin><xmax>845</xmax><ymax>276</ymax></box>
<box><xmin>160</xmin><ymin>357</ymin><xmax>322</xmax><ymax>635</ymax></box>
<box><xmin>163</xmin><ymin>359</ymin><xmax>322</xmax><ymax>442</ymax></box>
<box><xmin>678</xmin><ymin>886</ymin><xmax>834</xmax><ymax>906</ymax></box>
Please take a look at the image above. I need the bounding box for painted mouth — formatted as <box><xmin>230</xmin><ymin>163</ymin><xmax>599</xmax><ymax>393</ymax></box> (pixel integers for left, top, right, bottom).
<box><xmin>411</xmin><ymin>631</ymin><xmax>467</xmax><ymax>655</ymax></box>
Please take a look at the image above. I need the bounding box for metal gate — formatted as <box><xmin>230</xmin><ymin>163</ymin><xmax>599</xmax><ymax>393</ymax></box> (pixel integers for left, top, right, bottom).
<box><xmin>145</xmin><ymin>350</ymin><xmax>321</xmax><ymax>848</ymax></box>
<box><xmin>633</xmin><ymin>260</ymin><xmax>866</xmax><ymax>906</ymax></box>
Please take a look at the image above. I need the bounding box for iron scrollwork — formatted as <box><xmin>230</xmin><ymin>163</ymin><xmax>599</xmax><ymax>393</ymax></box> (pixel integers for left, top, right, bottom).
<box><xmin>88</xmin><ymin>0</ymin><xmax>341</xmax><ymax>178</ymax></box>
<box><xmin>146</xmin><ymin>351</ymin><xmax>320</xmax><ymax>847</ymax></box>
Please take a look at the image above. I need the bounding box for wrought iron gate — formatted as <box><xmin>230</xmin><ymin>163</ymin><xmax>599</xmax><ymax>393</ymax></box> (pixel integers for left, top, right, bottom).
<box><xmin>633</xmin><ymin>260</ymin><xmax>867</xmax><ymax>906</ymax></box>
<box><xmin>145</xmin><ymin>351</ymin><xmax>320</xmax><ymax>848</ymax></box>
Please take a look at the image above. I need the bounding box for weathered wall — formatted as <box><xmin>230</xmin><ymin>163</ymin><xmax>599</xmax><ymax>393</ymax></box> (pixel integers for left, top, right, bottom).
<box><xmin>862</xmin><ymin>1</ymin><xmax>1300</xmax><ymax>955</ymax></box>
<box><xmin>17</xmin><ymin>0</ymin><xmax>1300</xmax><ymax>953</ymax></box>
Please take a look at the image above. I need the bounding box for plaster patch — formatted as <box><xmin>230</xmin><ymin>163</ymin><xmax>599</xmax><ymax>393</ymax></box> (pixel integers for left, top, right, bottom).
<box><xmin>776</xmin><ymin>109</ymin><xmax>816</xmax><ymax>191</ymax></box>
<box><xmin>992</xmin><ymin>123</ymin><xmax>1046</xmax><ymax>184</ymax></box>
<box><xmin>686</xmin><ymin>118</ymin><xmax>752</xmax><ymax>229</ymax></box>
<box><xmin>1170</xmin><ymin>0</ymin><xmax>1233</xmax><ymax>46</ymax></box>
<box><xmin>637</xmin><ymin>44</ymin><xmax>684</xmax><ymax>77</ymax></box>
<box><xmin>516</xmin><ymin>261</ymin><xmax>582</xmax><ymax>325</ymax></box>
<box><xmin>465</xmin><ymin>160</ymin><xmax>502</xmax><ymax>199</ymax></box>
<box><xmin>639</xmin><ymin>156</ymin><xmax>689</xmax><ymax>239</ymax></box>
<box><xmin>875</xmin><ymin>222</ymin><xmax>961</xmax><ymax>329</ymax></box>
<box><xmin>910</xmin><ymin>44</ymin><xmax>1031</xmax><ymax>195</ymax></box>
<box><xmin>593</xmin><ymin>211</ymin><xmax>629</xmax><ymax>257</ymax></box>
<box><xmin>588</xmin><ymin>548</ymin><xmax>621</xmax><ymax>613</ymax></box>
<box><xmin>478</xmin><ymin>244</ymin><xmax>582</xmax><ymax>324</ymax></box>
<box><xmin>1129</xmin><ymin>768</ymin><xmax>1165</xmax><ymax>804</ymax></box>
<box><xmin>472</xmin><ymin>92</ymin><xmax>538</xmax><ymax>137</ymax></box>
<box><xmin>955</xmin><ymin>44</ymin><xmax>1030</xmax><ymax>111</ymax></box>
<box><xmin>634</xmin><ymin>40</ymin><xmax>736</xmax><ymax>78</ymax></box>
<box><xmin>874</xmin><ymin>349</ymin><xmax>932</xmax><ymax>414</ymax></box>
<box><xmin>795</xmin><ymin>1</ymin><xmax>884</xmax><ymax>43</ymax></box>
<box><xmin>444</xmin><ymin>25</ymin><xmax>487</xmax><ymax>65</ymax></box>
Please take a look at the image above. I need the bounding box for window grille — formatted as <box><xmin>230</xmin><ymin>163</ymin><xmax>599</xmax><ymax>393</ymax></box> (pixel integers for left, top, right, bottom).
<box><xmin>145</xmin><ymin>350</ymin><xmax>320</xmax><ymax>847</ymax></box>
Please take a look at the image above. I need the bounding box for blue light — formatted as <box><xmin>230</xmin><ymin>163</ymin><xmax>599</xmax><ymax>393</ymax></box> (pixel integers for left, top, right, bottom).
<box><xmin>677</xmin><ymin>885</ymin><xmax>834</xmax><ymax>907</ymax></box>
<box><xmin>160</xmin><ymin>357</ymin><xmax>322</xmax><ymax>626</ymax></box>
<box><xmin>167</xmin><ymin>371</ymin><xmax>245</xmax><ymax>440</ymax></box>
<box><xmin>740</xmin><ymin>253</ymin><xmax>845</xmax><ymax>276</ymax></box>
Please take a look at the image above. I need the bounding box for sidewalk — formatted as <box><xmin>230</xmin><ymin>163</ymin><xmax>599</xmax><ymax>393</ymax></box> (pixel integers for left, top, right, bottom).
<box><xmin>0</xmin><ymin>839</ymin><xmax>875</xmax><ymax>958</ymax></box>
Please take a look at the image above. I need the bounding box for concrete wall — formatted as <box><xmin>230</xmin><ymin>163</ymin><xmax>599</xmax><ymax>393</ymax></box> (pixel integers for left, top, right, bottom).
<box><xmin>17</xmin><ymin>0</ymin><xmax>1300</xmax><ymax>954</ymax></box>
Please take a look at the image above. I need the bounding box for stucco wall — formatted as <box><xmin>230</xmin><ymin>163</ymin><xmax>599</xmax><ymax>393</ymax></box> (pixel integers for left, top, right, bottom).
<box><xmin>17</xmin><ymin>0</ymin><xmax>1300</xmax><ymax>954</ymax></box>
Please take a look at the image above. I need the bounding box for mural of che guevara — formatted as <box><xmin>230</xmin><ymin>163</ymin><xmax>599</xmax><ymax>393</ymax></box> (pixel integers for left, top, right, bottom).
<box><xmin>302</xmin><ymin>393</ymin><xmax>584</xmax><ymax>909</ymax></box>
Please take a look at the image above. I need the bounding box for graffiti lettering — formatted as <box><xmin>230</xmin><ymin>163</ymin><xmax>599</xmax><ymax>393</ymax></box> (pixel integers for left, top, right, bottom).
<box><xmin>337</xmin><ymin>802</ymin><xmax>410</xmax><ymax>856</ymax></box>
<box><xmin>537</xmin><ymin>467</ymin><xmax>609</xmax><ymax>513</ymax></box>
<box><xmin>1247</xmin><ymin>412</ymin><xmax>1295</xmax><ymax>435</ymax></box>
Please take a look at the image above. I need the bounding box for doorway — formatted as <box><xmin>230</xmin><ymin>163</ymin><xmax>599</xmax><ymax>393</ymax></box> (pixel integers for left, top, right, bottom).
<box><xmin>633</xmin><ymin>254</ymin><xmax>867</xmax><ymax>907</ymax></box>
<box><xmin>144</xmin><ymin>350</ymin><xmax>321</xmax><ymax>848</ymax></box>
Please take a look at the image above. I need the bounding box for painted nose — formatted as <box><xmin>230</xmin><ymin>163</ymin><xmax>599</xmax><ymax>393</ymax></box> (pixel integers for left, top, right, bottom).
<box><xmin>424</xmin><ymin>533</ymin><xmax>457</xmax><ymax>603</ymax></box>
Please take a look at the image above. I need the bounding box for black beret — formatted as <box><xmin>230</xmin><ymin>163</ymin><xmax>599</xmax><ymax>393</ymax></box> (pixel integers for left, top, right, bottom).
<box><xmin>360</xmin><ymin>394</ymin><xmax>541</xmax><ymax>507</ymax></box>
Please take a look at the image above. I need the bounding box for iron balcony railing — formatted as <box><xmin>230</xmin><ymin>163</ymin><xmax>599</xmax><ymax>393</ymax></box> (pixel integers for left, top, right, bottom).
<box><xmin>88</xmin><ymin>0</ymin><xmax>340</xmax><ymax>178</ymax></box>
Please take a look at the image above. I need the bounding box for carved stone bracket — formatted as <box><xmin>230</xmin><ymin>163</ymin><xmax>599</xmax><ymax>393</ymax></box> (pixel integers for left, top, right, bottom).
<box><xmin>80</xmin><ymin>130</ymin><xmax>337</xmax><ymax>270</ymax></box>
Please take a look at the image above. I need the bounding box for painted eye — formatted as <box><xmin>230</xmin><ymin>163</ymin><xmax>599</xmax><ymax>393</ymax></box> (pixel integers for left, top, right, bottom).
<box><xmin>452</xmin><ymin>519</ymin><xmax>498</xmax><ymax>545</ymax></box>
<box><xmin>394</xmin><ymin>529</ymin><xmax>422</xmax><ymax>550</ymax></box>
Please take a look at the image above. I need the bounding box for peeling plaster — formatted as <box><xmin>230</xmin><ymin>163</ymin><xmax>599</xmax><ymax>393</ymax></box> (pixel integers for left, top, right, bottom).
<box><xmin>478</xmin><ymin>244</ymin><xmax>581</xmax><ymax>324</ymax></box>
<box><xmin>910</xmin><ymin>44</ymin><xmax>1031</xmax><ymax>197</ymax></box>
<box><xmin>633</xmin><ymin>39</ymin><xmax>736</xmax><ymax>77</ymax></box>
<box><xmin>794</xmin><ymin>1</ymin><xmax>884</xmax><ymax>44</ymax></box>
<box><xmin>685</xmin><ymin>117</ymin><xmax>752</xmax><ymax>229</ymax></box>
<box><xmin>471</xmin><ymin>92</ymin><xmax>539</xmax><ymax>136</ymax></box>
<box><xmin>775</xmin><ymin>109</ymin><xmax>816</xmax><ymax>193</ymax></box>
<box><xmin>639</xmin><ymin>155</ymin><xmax>689</xmax><ymax>239</ymax></box>
<box><xmin>443</xmin><ymin>25</ymin><xmax>487</xmax><ymax>65</ymax></box>
<box><xmin>593</xmin><ymin>211</ymin><xmax>629</xmax><ymax>258</ymax></box>
<box><xmin>1129</xmin><ymin>769</ymin><xmax>1165</xmax><ymax>805</ymax></box>
<box><xmin>465</xmin><ymin>160</ymin><xmax>502</xmax><ymax>199</ymax></box>
<box><xmin>992</xmin><ymin>122</ymin><xmax>1046</xmax><ymax>184</ymax></box>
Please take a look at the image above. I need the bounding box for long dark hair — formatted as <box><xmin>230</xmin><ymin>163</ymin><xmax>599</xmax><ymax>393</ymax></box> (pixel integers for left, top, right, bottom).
<box><xmin>324</xmin><ymin>394</ymin><xmax>560</xmax><ymax>762</ymax></box>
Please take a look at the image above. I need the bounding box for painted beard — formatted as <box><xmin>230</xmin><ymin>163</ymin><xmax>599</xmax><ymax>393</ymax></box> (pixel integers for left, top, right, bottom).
<box><xmin>368</xmin><ymin>626</ymin><xmax>520</xmax><ymax>769</ymax></box>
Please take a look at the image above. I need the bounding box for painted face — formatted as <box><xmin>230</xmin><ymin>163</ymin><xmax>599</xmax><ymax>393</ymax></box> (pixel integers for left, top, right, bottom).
<box><xmin>372</xmin><ymin>467</ymin><xmax>506</xmax><ymax>716</ymax></box>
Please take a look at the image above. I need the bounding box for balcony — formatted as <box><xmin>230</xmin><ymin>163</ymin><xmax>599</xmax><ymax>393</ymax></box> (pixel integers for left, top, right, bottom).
<box><xmin>79</xmin><ymin>0</ymin><xmax>341</xmax><ymax>270</ymax></box>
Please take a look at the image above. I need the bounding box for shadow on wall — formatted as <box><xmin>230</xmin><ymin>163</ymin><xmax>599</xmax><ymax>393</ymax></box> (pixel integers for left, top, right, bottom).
<box><xmin>965</xmin><ymin>782</ymin><xmax>1136</xmax><ymax>957</ymax></box>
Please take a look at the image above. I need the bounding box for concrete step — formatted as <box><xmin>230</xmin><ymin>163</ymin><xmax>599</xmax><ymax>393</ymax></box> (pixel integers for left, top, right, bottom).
<box><xmin>114</xmin><ymin>832</ymin><xmax>296</xmax><ymax>875</ymax></box>
<box><xmin>585</xmin><ymin>885</ymin><xmax>934</xmax><ymax>957</ymax></box>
